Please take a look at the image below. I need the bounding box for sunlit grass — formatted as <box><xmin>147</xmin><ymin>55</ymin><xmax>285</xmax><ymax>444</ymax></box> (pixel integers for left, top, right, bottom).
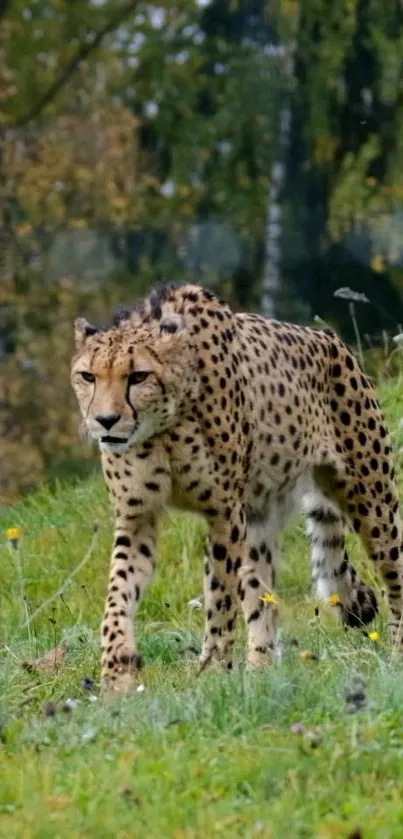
<box><xmin>0</xmin><ymin>382</ymin><xmax>403</xmax><ymax>837</ymax></box>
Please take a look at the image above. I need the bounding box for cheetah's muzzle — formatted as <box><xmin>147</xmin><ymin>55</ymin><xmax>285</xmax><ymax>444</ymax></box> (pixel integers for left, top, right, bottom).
<box><xmin>101</xmin><ymin>435</ymin><xmax>129</xmax><ymax>445</ymax></box>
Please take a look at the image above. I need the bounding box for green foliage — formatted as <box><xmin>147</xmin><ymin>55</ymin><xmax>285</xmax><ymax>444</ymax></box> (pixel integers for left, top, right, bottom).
<box><xmin>2</xmin><ymin>0</ymin><xmax>403</xmax><ymax>497</ymax></box>
<box><xmin>289</xmin><ymin>0</ymin><xmax>403</xmax><ymax>280</ymax></box>
<box><xmin>0</xmin><ymin>0</ymin><xmax>290</xmax><ymax>498</ymax></box>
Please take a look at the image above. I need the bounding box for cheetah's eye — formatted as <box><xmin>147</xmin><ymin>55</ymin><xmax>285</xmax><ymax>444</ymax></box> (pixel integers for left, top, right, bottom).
<box><xmin>128</xmin><ymin>371</ymin><xmax>149</xmax><ymax>386</ymax></box>
<box><xmin>80</xmin><ymin>371</ymin><xmax>95</xmax><ymax>383</ymax></box>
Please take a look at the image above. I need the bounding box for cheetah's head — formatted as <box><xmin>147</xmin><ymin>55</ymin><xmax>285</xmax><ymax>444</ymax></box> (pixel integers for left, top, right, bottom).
<box><xmin>71</xmin><ymin>312</ymin><xmax>197</xmax><ymax>454</ymax></box>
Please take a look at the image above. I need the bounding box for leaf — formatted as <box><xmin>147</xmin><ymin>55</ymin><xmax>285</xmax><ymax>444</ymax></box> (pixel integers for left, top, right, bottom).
<box><xmin>23</xmin><ymin>642</ymin><xmax>68</xmax><ymax>674</ymax></box>
<box><xmin>370</xmin><ymin>255</ymin><xmax>386</xmax><ymax>273</ymax></box>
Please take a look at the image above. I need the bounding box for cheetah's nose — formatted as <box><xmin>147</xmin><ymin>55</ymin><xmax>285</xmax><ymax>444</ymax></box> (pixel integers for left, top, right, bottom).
<box><xmin>95</xmin><ymin>414</ymin><xmax>121</xmax><ymax>431</ymax></box>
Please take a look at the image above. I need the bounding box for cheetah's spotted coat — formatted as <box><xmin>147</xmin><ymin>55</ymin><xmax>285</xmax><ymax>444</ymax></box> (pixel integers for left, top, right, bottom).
<box><xmin>71</xmin><ymin>284</ymin><xmax>403</xmax><ymax>691</ymax></box>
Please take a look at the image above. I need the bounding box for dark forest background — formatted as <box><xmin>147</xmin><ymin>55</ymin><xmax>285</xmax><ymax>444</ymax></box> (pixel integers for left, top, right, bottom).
<box><xmin>2</xmin><ymin>0</ymin><xmax>403</xmax><ymax>500</ymax></box>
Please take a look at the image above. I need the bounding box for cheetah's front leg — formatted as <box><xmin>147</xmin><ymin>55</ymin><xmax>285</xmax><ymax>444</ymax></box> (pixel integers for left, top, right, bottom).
<box><xmin>198</xmin><ymin>538</ymin><xmax>238</xmax><ymax>673</ymax></box>
<box><xmin>101</xmin><ymin>513</ymin><xmax>157</xmax><ymax>693</ymax></box>
<box><xmin>199</xmin><ymin>506</ymin><xmax>247</xmax><ymax>673</ymax></box>
<box><xmin>100</xmin><ymin>445</ymin><xmax>170</xmax><ymax>693</ymax></box>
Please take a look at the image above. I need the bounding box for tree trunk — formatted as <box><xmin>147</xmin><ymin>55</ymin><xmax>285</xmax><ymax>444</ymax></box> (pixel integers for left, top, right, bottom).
<box><xmin>261</xmin><ymin>33</ymin><xmax>298</xmax><ymax>319</ymax></box>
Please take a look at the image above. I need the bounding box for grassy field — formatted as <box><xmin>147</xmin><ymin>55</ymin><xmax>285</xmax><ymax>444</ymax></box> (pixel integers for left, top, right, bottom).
<box><xmin>2</xmin><ymin>379</ymin><xmax>403</xmax><ymax>838</ymax></box>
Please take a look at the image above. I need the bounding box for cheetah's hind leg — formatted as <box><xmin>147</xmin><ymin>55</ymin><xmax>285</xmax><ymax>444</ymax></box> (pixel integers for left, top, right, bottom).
<box><xmin>238</xmin><ymin>501</ymin><xmax>289</xmax><ymax>669</ymax></box>
<box><xmin>302</xmin><ymin>472</ymin><xmax>378</xmax><ymax>629</ymax></box>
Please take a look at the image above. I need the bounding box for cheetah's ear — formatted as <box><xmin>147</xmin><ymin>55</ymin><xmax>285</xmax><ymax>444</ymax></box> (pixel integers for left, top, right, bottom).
<box><xmin>74</xmin><ymin>317</ymin><xmax>98</xmax><ymax>349</ymax></box>
<box><xmin>159</xmin><ymin>313</ymin><xmax>185</xmax><ymax>337</ymax></box>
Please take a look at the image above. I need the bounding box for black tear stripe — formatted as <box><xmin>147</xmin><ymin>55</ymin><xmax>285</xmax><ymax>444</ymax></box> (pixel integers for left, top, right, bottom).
<box><xmin>86</xmin><ymin>379</ymin><xmax>96</xmax><ymax>420</ymax></box>
<box><xmin>155</xmin><ymin>377</ymin><xmax>166</xmax><ymax>396</ymax></box>
<box><xmin>125</xmin><ymin>376</ymin><xmax>166</xmax><ymax>416</ymax></box>
<box><xmin>126</xmin><ymin>384</ymin><xmax>138</xmax><ymax>420</ymax></box>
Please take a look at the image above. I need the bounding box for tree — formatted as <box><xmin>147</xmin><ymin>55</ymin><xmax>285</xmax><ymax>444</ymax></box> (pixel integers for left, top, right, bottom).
<box><xmin>283</xmin><ymin>0</ymin><xmax>403</xmax><ymax>336</ymax></box>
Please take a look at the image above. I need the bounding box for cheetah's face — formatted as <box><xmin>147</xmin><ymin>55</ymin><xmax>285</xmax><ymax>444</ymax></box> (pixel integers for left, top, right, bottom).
<box><xmin>71</xmin><ymin>314</ymin><xmax>196</xmax><ymax>454</ymax></box>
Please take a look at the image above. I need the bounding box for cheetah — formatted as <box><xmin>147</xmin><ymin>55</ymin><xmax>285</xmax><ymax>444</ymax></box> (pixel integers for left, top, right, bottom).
<box><xmin>71</xmin><ymin>283</ymin><xmax>403</xmax><ymax>692</ymax></box>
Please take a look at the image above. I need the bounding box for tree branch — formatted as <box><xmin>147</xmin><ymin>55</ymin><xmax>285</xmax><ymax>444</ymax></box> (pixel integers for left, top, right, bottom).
<box><xmin>14</xmin><ymin>0</ymin><xmax>141</xmax><ymax>127</ymax></box>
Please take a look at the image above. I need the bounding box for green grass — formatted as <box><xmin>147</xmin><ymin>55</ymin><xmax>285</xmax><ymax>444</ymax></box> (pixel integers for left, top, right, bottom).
<box><xmin>2</xmin><ymin>381</ymin><xmax>403</xmax><ymax>837</ymax></box>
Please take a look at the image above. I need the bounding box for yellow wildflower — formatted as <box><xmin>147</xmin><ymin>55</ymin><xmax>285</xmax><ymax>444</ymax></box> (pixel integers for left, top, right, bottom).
<box><xmin>260</xmin><ymin>592</ymin><xmax>279</xmax><ymax>605</ymax></box>
<box><xmin>6</xmin><ymin>527</ymin><xmax>20</xmax><ymax>541</ymax></box>
<box><xmin>299</xmin><ymin>650</ymin><xmax>319</xmax><ymax>662</ymax></box>
<box><xmin>368</xmin><ymin>631</ymin><xmax>380</xmax><ymax>642</ymax></box>
<box><xmin>299</xmin><ymin>650</ymin><xmax>313</xmax><ymax>661</ymax></box>
<box><xmin>329</xmin><ymin>593</ymin><xmax>341</xmax><ymax>607</ymax></box>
